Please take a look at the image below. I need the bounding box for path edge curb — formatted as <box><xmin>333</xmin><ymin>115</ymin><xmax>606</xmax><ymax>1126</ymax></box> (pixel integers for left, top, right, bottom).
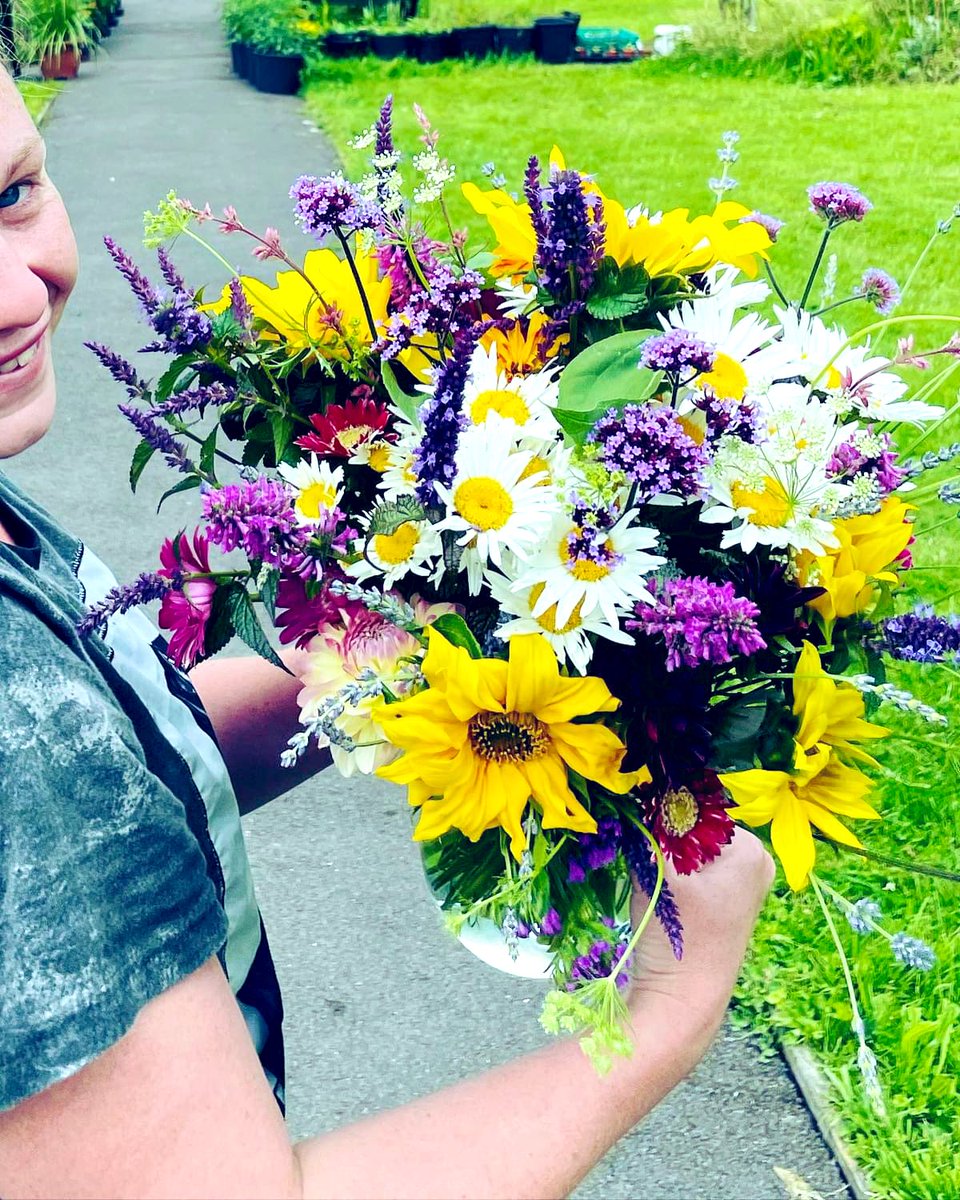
<box><xmin>782</xmin><ymin>1043</ymin><xmax>874</xmax><ymax>1200</ymax></box>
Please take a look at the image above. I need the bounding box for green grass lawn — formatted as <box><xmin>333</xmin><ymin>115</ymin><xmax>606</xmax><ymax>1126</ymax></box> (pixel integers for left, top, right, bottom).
<box><xmin>303</xmin><ymin>53</ymin><xmax>960</xmax><ymax>1198</ymax></box>
<box><xmin>15</xmin><ymin>78</ymin><xmax>61</xmax><ymax>125</ymax></box>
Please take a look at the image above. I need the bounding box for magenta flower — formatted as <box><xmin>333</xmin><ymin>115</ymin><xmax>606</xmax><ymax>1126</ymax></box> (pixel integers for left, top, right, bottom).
<box><xmin>857</xmin><ymin>268</ymin><xmax>900</xmax><ymax>315</ymax></box>
<box><xmin>740</xmin><ymin>210</ymin><xmax>784</xmax><ymax>243</ymax></box>
<box><xmin>808</xmin><ymin>181</ymin><xmax>872</xmax><ymax>227</ymax></box>
<box><xmin>158</xmin><ymin>529</ymin><xmax>216</xmax><ymax>669</ymax></box>
<box><xmin>628</xmin><ymin>576</ymin><xmax>766</xmax><ymax>671</ymax></box>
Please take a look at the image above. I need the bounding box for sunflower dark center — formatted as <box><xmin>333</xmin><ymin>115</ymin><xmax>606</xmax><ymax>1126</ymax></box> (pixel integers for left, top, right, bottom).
<box><xmin>661</xmin><ymin>787</ymin><xmax>699</xmax><ymax>837</ymax></box>
<box><xmin>468</xmin><ymin>711</ymin><xmax>549</xmax><ymax>763</ymax></box>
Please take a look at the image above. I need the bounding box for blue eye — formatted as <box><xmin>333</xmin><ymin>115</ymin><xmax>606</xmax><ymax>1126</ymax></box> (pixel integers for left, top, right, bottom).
<box><xmin>0</xmin><ymin>181</ymin><xmax>31</xmax><ymax>210</ymax></box>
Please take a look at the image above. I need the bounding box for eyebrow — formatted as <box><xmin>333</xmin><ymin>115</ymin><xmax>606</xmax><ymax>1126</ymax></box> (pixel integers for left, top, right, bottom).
<box><xmin>3</xmin><ymin>135</ymin><xmax>46</xmax><ymax>186</ymax></box>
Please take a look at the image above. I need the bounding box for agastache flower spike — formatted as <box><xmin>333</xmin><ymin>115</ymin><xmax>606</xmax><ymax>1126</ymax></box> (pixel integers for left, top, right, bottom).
<box><xmin>85</xmin><ymin>341</ymin><xmax>148</xmax><ymax>399</ymax></box>
<box><xmin>117</xmin><ymin>403</ymin><xmax>193</xmax><ymax>473</ymax></box>
<box><xmin>77</xmin><ymin>572</ymin><xmax>175</xmax><ymax>639</ymax></box>
<box><xmin>103</xmin><ymin>235</ymin><xmax>162</xmax><ymax>315</ymax></box>
<box><xmin>413</xmin><ymin>327</ymin><xmax>479</xmax><ymax>506</ymax></box>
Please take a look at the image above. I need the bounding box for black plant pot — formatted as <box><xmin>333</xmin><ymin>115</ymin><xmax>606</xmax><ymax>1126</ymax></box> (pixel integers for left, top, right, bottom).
<box><xmin>369</xmin><ymin>31</ymin><xmax>408</xmax><ymax>59</ymax></box>
<box><xmin>452</xmin><ymin>24</ymin><xmax>497</xmax><ymax>58</ymax></box>
<box><xmin>324</xmin><ymin>30</ymin><xmax>370</xmax><ymax>58</ymax></box>
<box><xmin>250</xmin><ymin>50</ymin><xmax>303</xmax><ymax>94</ymax></box>
<box><xmin>533</xmin><ymin>15</ymin><xmax>578</xmax><ymax>64</ymax></box>
<box><xmin>415</xmin><ymin>31</ymin><xmax>451</xmax><ymax>63</ymax></box>
<box><xmin>496</xmin><ymin>25</ymin><xmax>534</xmax><ymax>54</ymax></box>
<box><xmin>230</xmin><ymin>40</ymin><xmax>251</xmax><ymax>78</ymax></box>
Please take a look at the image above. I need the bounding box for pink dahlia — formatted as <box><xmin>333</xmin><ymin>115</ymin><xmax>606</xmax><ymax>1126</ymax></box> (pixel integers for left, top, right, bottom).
<box><xmin>646</xmin><ymin>772</ymin><xmax>735</xmax><ymax>875</ymax></box>
<box><xmin>158</xmin><ymin>529</ymin><xmax>216</xmax><ymax>669</ymax></box>
<box><xmin>295</xmin><ymin>396</ymin><xmax>391</xmax><ymax>458</ymax></box>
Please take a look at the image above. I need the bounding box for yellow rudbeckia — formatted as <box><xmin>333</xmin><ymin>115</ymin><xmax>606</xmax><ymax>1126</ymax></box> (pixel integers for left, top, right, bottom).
<box><xmin>374</xmin><ymin>629</ymin><xmax>648</xmax><ymax>859</ymax></box>
<box><xmin>720</xmin><ymin>642</ymin><xmax>887</xmax><ymax>890</ymax></box>
<box><xmin>795</xmin><ymin>497</ymin><xmax>915</xmax><ymax>626</ymax></box>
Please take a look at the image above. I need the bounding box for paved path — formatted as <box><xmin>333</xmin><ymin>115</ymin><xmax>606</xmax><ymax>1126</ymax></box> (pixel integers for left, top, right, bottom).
<box><xmin>8</xmin><ymin>4</ymin><xmax>850</xmax><ymax>1195</ymax></box>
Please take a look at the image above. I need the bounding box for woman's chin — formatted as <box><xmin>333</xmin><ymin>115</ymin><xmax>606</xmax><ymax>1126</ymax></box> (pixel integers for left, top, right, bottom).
<box><xmin>0</xmin><ymin>377</ymin><xmax>57</xmax><ymax>459</ymax></box>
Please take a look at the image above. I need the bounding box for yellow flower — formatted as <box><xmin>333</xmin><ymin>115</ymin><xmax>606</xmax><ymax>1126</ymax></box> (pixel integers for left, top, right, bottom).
<box><xmin>795</xmin><ymin>497</ymin><xmax>915</xmax><ymax>625</ymax></box>
<box><xmin>374</xmin><ymin>629</ymin><xmax>648</xmax><ymax>859</ymax></box>
<box><xmin>719</xmin><ymin>642</ymin><xmax>887</xmax><ymax>890</ymax></box>
<box><xmin>480</xmin><ymin>310</ymin><xmax>568</xmax><ymax>375</ymax></box>
<box><xmin>462</xmin><ymin>181</ymin><xmax>538</xmax><ymax>278</ymax></box>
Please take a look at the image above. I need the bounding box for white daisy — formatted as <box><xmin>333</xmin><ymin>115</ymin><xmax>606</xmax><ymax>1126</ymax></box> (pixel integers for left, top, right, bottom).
<box><xmin>278</xmin><ymin>455</ymin><xmax>344</xmax><ymax>525</ymax></box>
<box><xmin>434</xmin><ymin>417</ymin><xmax>561</xmax><ymax>589</ymax></box>
<box><xmin>512</xmin><ymin>505</ymin><xmax>665</xmax><ymax>631</ymax></box>
<box><xmin>348</xmin><ymin>516</ymin><xmax>443</xmax><ymax>589</ymax></box>
<box><xmin>487</xmin><ymin>568</ymin><xmax>633</xmax><ymax>675</ymax></box>
<box><xmin>377</xmin><ymin>419</ymin><xmax>422</xmax><ymax>501</ymax></box>
<box><xmin>462</xmin><ymin>343</ymin><xmax>560</xmax><ymax>442</ymax></box>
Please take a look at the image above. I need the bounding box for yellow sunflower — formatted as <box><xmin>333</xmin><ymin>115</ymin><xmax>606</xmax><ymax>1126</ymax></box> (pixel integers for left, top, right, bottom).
<box><xmin>373</xmin><ymin>629</ymin><xmax>648</xmax><ymax>859</ymax></box>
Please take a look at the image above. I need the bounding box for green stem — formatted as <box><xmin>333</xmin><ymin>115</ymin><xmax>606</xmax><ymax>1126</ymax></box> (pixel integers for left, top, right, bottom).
<box><xmin>809</xmin><ymin>314</ymin><xmax>960</xmax><ymax>388</ymax></box>
<box><xmin>799</xmin><ymin>226</ymin><xmax>833</xmax><ymax>311</ymax></box>
<box><xmin>335</xmin><ymin>229</ymin><xmax>380</xmax><ymax>343</ymax></box>
<box><xmin>764</xmin><ymin>260</ymin><xmax>789</xmax><ymax>306</ymax></box>
<box><xmin>811</xmin><ymin>295</ymin><xmax>862</xmax><ymax>320</ymax></box>
<box><xmin>812</xmin><ymin>833</ymin><xmax>960</xmax><ymax>883</ymax></box>
<box><xmin>900</xmin><ymin>382</ymin><xmax>960</xmax><ymax>460</ymax></box>
<box><xmin>610</xmin><ymin>824</ymin><xmax>664</xmax><ymax>986</ymax></box>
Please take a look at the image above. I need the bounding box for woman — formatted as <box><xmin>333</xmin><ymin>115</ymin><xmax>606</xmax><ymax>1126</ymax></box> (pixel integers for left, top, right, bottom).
<box><xmin>0</xmin><ymin>66</ymin><xmax>774</xmax><ymax>1198</ymax></box>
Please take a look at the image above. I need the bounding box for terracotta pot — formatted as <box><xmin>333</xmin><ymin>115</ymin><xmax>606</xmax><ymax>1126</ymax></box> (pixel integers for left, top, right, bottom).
<box><xmin>40</xmin><ymin>46</ymin><xmax>81</xmax><ymax>79</ymax></box>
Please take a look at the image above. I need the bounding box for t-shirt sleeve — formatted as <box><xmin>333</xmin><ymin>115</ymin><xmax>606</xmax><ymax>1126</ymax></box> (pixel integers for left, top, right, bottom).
<box><xmin>0</xmin><ymin>621</ymin><xmax>229</xmax><ymax>1112</ymax></box>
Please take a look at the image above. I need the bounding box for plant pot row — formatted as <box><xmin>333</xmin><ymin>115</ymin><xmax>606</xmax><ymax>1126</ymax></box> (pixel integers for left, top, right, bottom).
<box><xmin>325</xmin><ymin>12</ymin><xmax>580</xmax><ymax>64</ymax></box>
<box><xmin>41</xmin><ymin>1</ymin><xmax>124</xmax><ymax>79</ymax></box>
<box><xmin>230</xmin><ymin>42</ymin><xmax>304</xmax><ymax>95</ymax></box>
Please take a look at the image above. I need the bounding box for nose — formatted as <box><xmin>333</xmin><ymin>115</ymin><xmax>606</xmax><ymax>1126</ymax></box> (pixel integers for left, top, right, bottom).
<box><xmin>0</xmin><ymin>232</ymin><xmax>49</xmax><ymax>338</ymax></box>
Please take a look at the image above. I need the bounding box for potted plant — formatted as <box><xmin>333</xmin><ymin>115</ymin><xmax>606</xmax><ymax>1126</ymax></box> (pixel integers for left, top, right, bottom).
<box><xmin>452</xmin><ymin>22</ymin><xmax>496</xmax><ymax>57</ymax></box>
<box><xmin>533</xmin><ymin>11</ymin><xmax>580</xmax><ymax>64</ymax></box>
<box><xmin>222</xmin><ymin>0</ymin><xmax>264</xmax><ymax>79</ymax></box>
<box><xmin>248</xmin><ymin>0</ymin><xmax>308</xmax><ymax>94</ymax></box>
<box><xmin>16</xmin><ymin>0</ymin><xmax>92</xmax><ymax>79</ymax></box>
<box><xmin>496</xmin><ymin>24</ymin><xmax>534</xmax><ymax>54</ymax></box>
<box><xmin>366</xmin><ymin>0</ymin><xmax>407</xmax><ymax>57</ymax></box>
<box><xmin>324</xmin><ymin>26</ymin><xmax>371</xmax><ymax>56</ymax></box>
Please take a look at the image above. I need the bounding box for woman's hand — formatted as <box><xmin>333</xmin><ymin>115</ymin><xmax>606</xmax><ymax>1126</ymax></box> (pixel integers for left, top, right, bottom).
<box><xmin>628</xmin><ymin>828</ymin><xmax>776</xmax><ymax>1032</ymax></box>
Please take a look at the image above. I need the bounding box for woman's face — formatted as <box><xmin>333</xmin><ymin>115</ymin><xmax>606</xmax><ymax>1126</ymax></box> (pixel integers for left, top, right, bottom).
<box><xmin>0</xmin><ymin>70</ymin><xmax>78</xmax><ymax>458</ymax></box>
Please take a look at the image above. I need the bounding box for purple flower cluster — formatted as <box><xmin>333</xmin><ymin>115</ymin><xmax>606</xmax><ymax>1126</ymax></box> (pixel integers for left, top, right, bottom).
<box><xmin>740</xmin><ymin>210</ymin><xmax>784</xmax><ymax>243</ymax></box>
<box><xmin>202</xmin><ymin>477</ymin><xmax>307</xmax><ymax>567</ymax></box>
<box><xmin>696</xmin><ymin>391</ymin><xmax>762</xmax><ymax>444</ymax></box>
<box><xmin>641</xmin><ymin>329</ymin><xmax>716</xmax><ymax>376</ymax></box>
<box><xmin>376</xmin><ymin>229</ymin><xmax>443</xmax><ymax>311</ymax></box>
<box><xmin>103</xmin><ymin>235</ymin><xmax>162</xmax><ymax>315</ymax></box>
<box><xmin>86</xmin><ymin>341</ymin><xmax>147</xmax><ymax>399</ymax></box>
<box><xmin>149</xmin><ymin>381</ymin><xmax>235</xmax><ymax>419</ymax></box>
<box><xmin>827</xmin><ymin>428</ymin><xmax>905</xmax><ymax>494</ymax></box>
<box><xmin>622</xmin><ymin>825</ymin><xmax>683</xmax><ymax>959</ymax></box>
<box><xmin>565</xmin><ymin>495</ymin><xmax>624</xmax><ymax>575</ymax></box>
<box><xmin>77</xmin><ymin>571</ymin><xmax>175</xmax><ymax>639</ymax></box>
<box><xmin>228</xmin><ymin>276</ymin><xmax>254</xmax><ymax>334</ymax></box>
<box><xmin>378</xmin><ymin>261</ymin><xmax>482</xmax><ymax>362</ymax></box>
<box><xmin>525</xmin><ymin>157</ymin><xmax>605</xmax><ymax>301</ymax></box>
<box><xmin>568</xmin><ymin>929</ymin><xmax>631</xmax><ymax>993</ymax></box>
<box><xmin>290</xmin><ymin>173</ymin><xmax>380</xmax><ymax>241</ymax></box>
<box><xmin>628</xmin><ymin>576</ymin><xmax>766</xmax><ymax>672</ymax></box>
<box><xmin>567</xmin><ymin>818</ymin><xmax>623</xmax><ymax>883</ymax></box>
<box><xmin>876</xmin><ymin>604</ymin><xmax>960</xmax><ymax>663</ymax></box>
<box><xmin>808</xmin><ymin>181</ymin><xmax>872</xmax><ymax>227</ymax></box>
<box><xmin>118</xmin><ymin>403</ymin><xmax>193</xmax><ymax>473</ymax></box>
<box><xmin>103</xmin><ymin>237</ymin><xmax>213</xmax><ymax>355</ymax></box>
<box><xmin>588</xmin><ymin>404</ymin><xmax>709</xmax><ymax>502</ymax></box>
<box><xmin>857</xmin><ymin>268</ymin><xmax>901</xmax><ymax>315</ymax></box>
<box><xmin>413</xmin><ymin>328</ymin><xmax>478</xmax><ymax>506</ymax></box>
<box><xmin>891</xmin><ymin>932</ymin><xmax>936</xmax><ymax>971</ymax></box>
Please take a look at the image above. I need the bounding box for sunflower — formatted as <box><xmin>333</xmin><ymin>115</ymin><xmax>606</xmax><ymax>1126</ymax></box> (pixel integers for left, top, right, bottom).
<box><xmin>374</xmin><ymin>630</ymin><xmax>648</xmax><ymax>859</ymax></box>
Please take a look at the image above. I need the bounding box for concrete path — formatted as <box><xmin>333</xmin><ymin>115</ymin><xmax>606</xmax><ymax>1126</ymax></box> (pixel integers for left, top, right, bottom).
<box><xmin>8</xmin><ymin>3</ymin><xmax>850</xmax><ymax>1195</ymax></box>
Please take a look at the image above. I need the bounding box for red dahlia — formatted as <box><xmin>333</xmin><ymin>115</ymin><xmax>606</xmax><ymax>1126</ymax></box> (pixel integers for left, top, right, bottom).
<box><xmin>648</xmin><ymin>771</ymin><xmax>735</xmax><ymax>875</ymax></box>
<box><xmin>295</xmin><ymin>397</ymin><xmax>391</xmax><ymax>458</ymax></box>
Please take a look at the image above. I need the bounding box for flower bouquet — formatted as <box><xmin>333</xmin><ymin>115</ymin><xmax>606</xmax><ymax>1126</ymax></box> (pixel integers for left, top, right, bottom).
<box><xmin>84</xmin><ymin>101</ymin><xmax>960</xmax><ymax>1074</ymax></box>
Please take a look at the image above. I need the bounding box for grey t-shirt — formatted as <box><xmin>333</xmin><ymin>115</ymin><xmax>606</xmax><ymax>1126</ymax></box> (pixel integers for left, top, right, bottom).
<box><xmin>0</xmin><ymin>471</ymin><xmax>284</xmax><ymax>1112</ymax></box>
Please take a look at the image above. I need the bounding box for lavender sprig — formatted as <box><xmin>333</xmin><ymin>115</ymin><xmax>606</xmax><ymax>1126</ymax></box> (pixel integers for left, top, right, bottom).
<box><xmin>117</xmin><ymin>403</ymin><xmax>194</xmax><ymax>473</ymax></box>
<box><xmin>77</xmin><ymin>571</ymin><xmax>175</xmax><ymax>638</ymax></box>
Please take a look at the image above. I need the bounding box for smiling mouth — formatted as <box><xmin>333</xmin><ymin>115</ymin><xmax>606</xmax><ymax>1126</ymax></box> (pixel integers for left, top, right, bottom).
<box><xmin>0</xmin><ymin>336</ymin><xmax>44</xmax><ymax>377</ymax></box>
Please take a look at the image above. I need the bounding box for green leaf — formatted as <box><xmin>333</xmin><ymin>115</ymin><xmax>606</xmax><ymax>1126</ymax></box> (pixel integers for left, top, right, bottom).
<box><xmin>584</xmin><ymin>259</ymin><xmax>651</xmax><ymax>321</ymax></box>
<box><xmin>366</xmin><ymin>495</ymin><xmax>427</xmax><ymax>537</ymax></box>
<box><xmin>199</xmin><ymin>426</ymin><xmax>219</xmax><ymax>478</ymax></box>
<box><xmin>558</xmin><ymin>329</ymin><xmax>663</xmax><ymax>414</ymax></box>
<box><xmin>155</xmin><ymin>354</ymin><xmax>196</xmax><ymax>404</ymax></box>
<box><xmin>226</xmin><ymin>586</ymin><xmax>289</xmax><ymax>672</ymax></box>
<box><xmin>259</xmin><ymin>569</ymin><xmax>280</xmax><ymax>623</ymax></box>
<box><xmin>555</xmin><ymin>401</ymin><xmax>630</xmax><ymax>446</ymax></box>
<box><xmin>586</xmin><ymin>291</ymin><xmax>648</xmax><ymax>320</ymax></box>
<box><xmin>129</xmin><ymin>439</ymin><xmax>156</xmax><ymax>493</ymax></box>
<box><xmin>381</xmin><ymin>360</ymin><xmax>421</xmax><ymax>426</ymax></box>
<box><xmin>431</xmin><ymin>613</ymin><xmax>483</xmax><ymax>659</ymax></box>
<box><xmin>202</xmin><ymin>585</ymin><xmax>238</xmax><ymax>659</ymax></box>
<box><xmin>157</xmin><ymin>474</ymin><xmax>201</xmax><ymax>512</ymax></box>
<box><xmin>268</xmin><ymin>410</ymin><xmax>295</xmax><ymax>463</ymax></box>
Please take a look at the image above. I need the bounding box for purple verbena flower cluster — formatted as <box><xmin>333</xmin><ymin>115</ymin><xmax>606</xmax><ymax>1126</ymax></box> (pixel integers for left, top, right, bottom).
<box><xmin>290</xmin><ymin>173</ymin><xmax>380</xmax><ymax>241</ymax></box>
<box><xmin>696</xmin><ymin>391</ymin><xmax>762</xmax><ymax>444</ymax></box>
<box><xmin>413</xmin><ymin>328</ymin><xmax>478</xmax><ymax>505</ymax></box>
<box><xmin>641</xmin><ymin>329</ymin><xmax>716</xmax><ymax>376</ymax></box>
<box><xmin>378</xmin><ymin>262</ymin><xmax>482</xmax><ymax>360</ymax></box>
<box><xmin>202</xmin><ymin>477</ymin><xmax>307</xmax><ymax>567</ymax></box>
<box><xmin>565</xmin><ymin>495</ymin><xmax>624</xmax><ymax>575</ymax></box>
<box><xmin>876</xmin><ymin>604</ymin><xmax>960</xmax><ymax>663</ymax></box>
<box><xmin>567</xmin><ymin>818</ymin><xmax>622</xmax><ymax>884</ymax></box>
<box><xmin>857</xmin><ymin>268</ymin><xmax>901</xmax><ymax>315</ymax></box>
<box><xmin>808</xmin><ymin>181</ymin><xmax>872</xmax><ymax>227</ymax></box>
<box><xmin>828</xmin><ymin>428</ymin><xmax>905</xmax><ymax>494</ymax></box>
<box><xmin>740</xmin><ymin>210</ymin><xmax>784</xmax><ymax>243</ymax></box>
<box><xmin>77</xmin><ymin>571</ymin><xmax>175</xmax><ymax>638</ymax></box>
<box><xmin>118</xmin><ymin>403</ymin><xmax>193</xmax><ymax>473</ymax></box>
<box><xmin>525</xmin><ymin>157</ymin><xmax>605</xmax><ymax>301</ymax></box>
<box><xmin>588</xmin><ymin>404</ymin><xmax>709</xmax><ymax>502</ymax></box>
<box><xmin>628</xmin><ymin>576</ymin><xmax>766</xmax><ymax>672</ymax></box>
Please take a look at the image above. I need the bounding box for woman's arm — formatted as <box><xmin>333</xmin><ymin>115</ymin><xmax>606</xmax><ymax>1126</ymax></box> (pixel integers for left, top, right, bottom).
<box><xmin>189</xmin><ymin>651</ymin><xmax>330</xmax><ymax>814</ymax></box>
<box><xmin>0</xmin><ymin>831</ymin><xmax>774</xmax><ymax>1200</ymax></box>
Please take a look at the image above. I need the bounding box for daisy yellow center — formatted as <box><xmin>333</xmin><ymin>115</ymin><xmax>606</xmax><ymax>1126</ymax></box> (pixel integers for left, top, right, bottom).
<box><xmin>367</xmin><ymin>444</ymin><xmax>392</xmax><ymax>473</ymax></box>
<box><xmin>468</xmin><ymin>710</ymin><xmax>549</xmax><ymax>763</ymax></box>
<box><xmin>454</xmin><ymin>476</ymin><xmax>514</xmax><ymax>530</ymax></box>
<box><xmin>730</xmin><ymin>478</ymin><xmax>792</xmax><ymax>528</ymax></box>
<box><xmin>697</xmin><ymin>352</ymin><xmax>748</xmax><ymax>401</ymax></box>
<box><xmin>661</xmin><ymin>787</ymin><xmax>699</xmax><ymax>837</ymax></box>
<box><xmin>470</xmin><ymin>388</ymin><xmax>531</xmax><ymax>425</ymax></box>
<box><xmin>373</xmin><ymin>522</ymin><xmax>420</xmax><ymax>566</ymax></box>
<box><xmin>297</xmin><ymin>481</ymin><xmax>338</xmax><ymax>518</ymax></box>
<box><xmin>519</xmin><ymin>454</ymin><xmax>550</xmax><ymax>484</ymax></box>
<box><xmin>529</xmin><ymin>582</ymin><xmax>584</xmax><ymax>635</ymax></box>
<box><xmin>562</xmin><ymin>536</ymin><xmax>614</xmax><ymax>581</ymax></box>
